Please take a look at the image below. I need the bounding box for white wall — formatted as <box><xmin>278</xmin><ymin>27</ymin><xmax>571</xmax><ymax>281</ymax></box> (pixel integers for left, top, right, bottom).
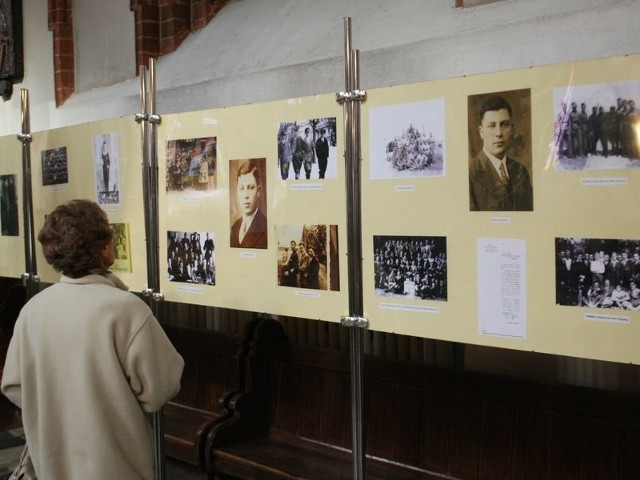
<box><xmin>1</xmin><ymin>0</ymin><xmax>639</xmax><ymax>135</ymax></box>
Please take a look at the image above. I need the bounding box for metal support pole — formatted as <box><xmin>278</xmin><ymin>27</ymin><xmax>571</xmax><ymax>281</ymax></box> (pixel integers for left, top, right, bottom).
<box><xmin>337</xmin><ymin>17</ymin><xmax>368</xmax><ymax>480</ymax></box>
<box><xmin>17</xmin><ymin>89</ymin><xmax>39</xmax><ymax>300</ymax></box>
<box><xmin>136</xmin><ymin>59</ymin><xmax>165</xmax><ymax>480</ymax></box>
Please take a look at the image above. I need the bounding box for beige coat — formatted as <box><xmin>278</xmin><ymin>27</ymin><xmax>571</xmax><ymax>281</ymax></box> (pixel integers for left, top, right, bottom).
<box><xmin>1</xmin><ymin>274</ymin><xmax>184</xmax><ymax>479</ymax></box>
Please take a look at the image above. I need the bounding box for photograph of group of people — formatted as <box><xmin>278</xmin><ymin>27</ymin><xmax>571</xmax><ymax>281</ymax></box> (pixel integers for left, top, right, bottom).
<box><xmin>277</xmin><ymin>117</ymin><xmax>337</xmax><ymax>180</ymax></box>
<box><xmin>93</xmin><ymin>133</ymin><xmax>120</xmax><ymax>205</ymax></box>
<box><xmin>276</xmin><ymin>224</ymin><xmax>340</xmax><ymax>291</ymax></box>
<box><xmin>165</xmin><ymin>136</ymin><xmax>217</xmax><ymax>192</ymax></box>
<box><xmin>167</xmin><ymin>230</ymin><xmax>215</xmax><ymax>286</ymax></box>
<box><xmin>555</xmin><ymin>237</ymin><xmax>640</xmax><ymax>311</ymax></box>
<box><xmin>374</xmin><ymin>235</ymin><xmax>448</xmax><ymax>302</ymax></box>
<box><xmin>369</xmin><ymin>99</ymin><xmax>445</xmax><ymax>179</ymax></box>
<box><xmin>109</xmin><ymin>223</ymin><xmax>131</xmax><ymax>273</ymax></box>
<box><xmin>0</xmin><ymin>174</ymin><xmax>18</xmax><ymax>236</ymax></box>
<box><xmin>41</xmin><ymin>147</ymin><xmax>69</xmax><ymax>186</ymax></box>
<box><xmin>552</xmin><ymin>80</ymin><xmax>640</xmax><ymax>170</ymax></box>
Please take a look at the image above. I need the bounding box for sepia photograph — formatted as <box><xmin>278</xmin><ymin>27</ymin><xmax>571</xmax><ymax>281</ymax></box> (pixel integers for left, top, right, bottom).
<box><xmin>41</xmin><ymin>147</ymin><xmax>69</xmax><ymax>186</ymax></box>
<box><xmin>93</xmin><ymin>132</ymin><xmax>121</xmax><ymax>205</ymax></box>
<box><xmin>369</xmin><ymin>99</ymin><xmax>445</xmax><ymax>179</ymax></box>
<box><xmin>374</xmin><ymin>235</ymin><xmax>447</xmax><ymax>301</ymax></box>
<box><xmin>229</xmin><ymin>158</ymin><xmax>268</xmax><ymax>249</ymax></box>
<box><xmin>276</xmin><ymin>224</ymin><xmax>340</xmax><ymax>291</ymax></box>
<box><xmin>165</xmin><ymin>137</ymin><xmax>217</xmax><ymax>193</ymax></box>
<box><xmin>167</xmin><ymin>230</ymin><xmax>215</xmax><ymax>286</ymax></box>
<box><xmin>468</xmin><ymin>89</ymin><xmax>533</xmax><ymax>212</ymax></box>
<box><xmin>551</xmin><ymin>80</ymin><xmax>640</xmax><ymax>171</ymax></box>
<box><xmin>110</xmin><ymin>223</ymin><xmax>131</xmax><ymax>273</ymax></box>
<box><xmin>0</xmin><ymin>174</ymin><xmax>18</xmax><ymax>236</ymax></box>
<box><xmin>277</xmin><ymin>117</ymin><xmax>337</xmax><ymax>181</ymax></box>
<box><xmin>555</xmin><ymin>237</ymin><xmax>640</xmax><ymax>310</ymax></box>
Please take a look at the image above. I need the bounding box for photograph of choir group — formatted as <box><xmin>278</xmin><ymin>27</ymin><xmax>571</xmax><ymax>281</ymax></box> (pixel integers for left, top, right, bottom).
<box><xmin>167</xmin><ymin>230</ymin><xmax>215</xmax><ymax>286</ymax></box>
<box><xmin>374</xmin><ymin>235</ymin><xmax>448</xmax><ymax>301</ymax></box>
<box><xmin>109</xmin><ymin>223</ymin><xmax>131</xmax><ymax>273</ymax></box>
<box><xmin>369</xmin><ymin>99</ymin><xmax>445</xmax><ymax>179</ymax></box>
<box><xmin>276</xmin><ymin>224</ymin><xmax>340</xmax><ymax>291</ymax></box>
<box><xmin>165</xmin><ymin>136</ymin><xmax>217</xmax><ymax>192</ymax></box>
<box><xmin>552</xmin><ymin>80</ymin><xmax>640</xmax><ymax>170</ymax></box>
<box><xmin>93</xmin><ymin>133</ymin><xmax>120</xmax><ymax>205</ymax></box>
<box><xmin>555</xmin><ymin>237</ymin><xmax>640</xmax><ymax>311</ymax></box>
<box><xmin>41</xmin><ymin>147</ymin><xmax>69</xmax><ymax>186</ymax></box>
<box><xmin>0</xmin><ymin>174</ymin><xmax>18</xmax><ymax>236</ymax></box>
<box><xmin>277</xmin><ymin>117</ymin><xmax>337</xmax><ymax>180</ymax></box>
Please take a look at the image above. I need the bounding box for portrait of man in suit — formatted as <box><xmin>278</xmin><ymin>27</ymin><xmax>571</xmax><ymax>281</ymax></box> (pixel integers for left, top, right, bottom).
<box><xmin>229</xmin><ymin>158</ymin><xmax>268</xmax><ymax>249</ymax></box>
<box><xmin>468</xmin><ymin>89</ymin><xmax>533</xmax><ymax>211</ymax></box>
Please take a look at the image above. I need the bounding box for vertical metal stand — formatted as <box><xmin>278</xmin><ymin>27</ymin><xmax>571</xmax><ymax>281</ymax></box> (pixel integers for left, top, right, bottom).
<box><xmin>16</xmin><ymin>89</ymin><xmax>39</xmax><ymax>301</ymax></box>
<box><xmin>135</xmin><ymin>59</ymin><xmax>165</xmax><ymax>480</ymax></box>
<box><xmin>337</xmin><ymin>18</ymin><xmax>368</xmax><ymax>480</ymax></box>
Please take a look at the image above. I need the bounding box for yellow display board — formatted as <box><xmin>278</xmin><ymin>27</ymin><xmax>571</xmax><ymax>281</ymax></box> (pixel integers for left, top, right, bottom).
<box><xmin>361</xmin><ymin>54</ymin><xmax>640</xmax><ymax>364</ymax></box>
<box><xmin>0</xmin><ymin>134</ymin><xmax>25</xmax><ymax>278</ymax></box>
<box><xmin>1</xmin><ymin>54</ymin><xmax>638</xmax><ymax>364</ymax></box>
<box><xmin>29</xmin><ymin>117</ymin><xmax>147</xmax><ymax>291</ymax></box>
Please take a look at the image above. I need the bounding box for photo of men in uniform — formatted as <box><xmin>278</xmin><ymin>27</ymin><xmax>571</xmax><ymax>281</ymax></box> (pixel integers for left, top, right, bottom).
<box><xmin>165</xmin><ymin>137</ymin><xmax>217</xmax><ymax>193</ymax></box>
<box><xmin>41</xmin><ymin>147</ymin><xmax>69</xmax><ymax>186</ymax></box>
<box><xmin>167</xmin><ymin>230</ymin><xmax>215</xmax><ymax>286</ymax></box>
<box><xmin>229</xmin><ymin>158</ymin><xmax>268</xmax><ymax>249</ymax></box>
<box><xmin>468</xmin><ymin>89</ymin><xmax>533</xmax><ymax>211</ymax></box>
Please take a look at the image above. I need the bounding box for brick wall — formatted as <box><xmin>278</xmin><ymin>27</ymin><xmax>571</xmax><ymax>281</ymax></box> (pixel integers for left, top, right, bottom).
<box><xmin>47</xmin><ymin>0</ymin><xmax>229</xmax><ymax>106</ymax></box>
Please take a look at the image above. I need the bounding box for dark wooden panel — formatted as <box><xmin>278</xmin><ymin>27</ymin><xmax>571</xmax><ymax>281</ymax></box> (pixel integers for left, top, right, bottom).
<box><xmin>449</xmin><ymin>394</ymin><xmax>482</xmax><ymax>478</ymax></box>
<box><xmin>511</xmin><ymin>406</ymin><xmax>551</xmax><ymax>480</ymax></box>
<box><xmin>478</xmin><ymin>400</ymin><xmax>514</xmax><ymax>480</ymax></box>
<box><xmin>391</xmin><ymin>384</ymin><xmax>424</xmax><ymax>467</ymax></box>
<box><xmin>547</xmin><ymin>411</ymin><xmax>588</xmax><ymax>480</ymax></box>
<box><xmin>297</xmin><ymin>363</ymin><xmax>324</xmax><ymax>440</ymax></box>
<box><xmin>422</xmin><ymin>390</ymin><xmax>452</xmax><ymax>473</ymax></box>
<box><xmin>318</xmin><ymin>368</ymin><xmax>351</xmax><ymax>448</ymax></box>
<box><xmin>365</xmin><ymin>378</ymin><xmax>395</xmax><ymax>458</ymax></box>
<box><xmin>273</xmin><ymin>362</ymin><xmax>302</xmax><ymax>433</ymax></box>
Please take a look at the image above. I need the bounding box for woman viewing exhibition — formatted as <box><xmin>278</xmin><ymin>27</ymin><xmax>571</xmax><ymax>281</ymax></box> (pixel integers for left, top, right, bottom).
<box><xmin>1</xmin><ymin>199</ymin><xmax>184</xmax><ymax>479</ymax></box>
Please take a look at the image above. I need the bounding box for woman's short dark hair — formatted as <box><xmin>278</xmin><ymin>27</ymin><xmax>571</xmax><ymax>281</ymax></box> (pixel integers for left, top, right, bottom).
<box><xmin>38</xmin><ymin>199</ymin><xmax>113</xmax><ymax>278</ymax></box>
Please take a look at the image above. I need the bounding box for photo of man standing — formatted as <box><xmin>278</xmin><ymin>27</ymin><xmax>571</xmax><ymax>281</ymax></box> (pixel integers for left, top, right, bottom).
<box><xmin>468</xmin><ymin>90</ymin><xmax>533</xmax><ymax>211</ymax></box>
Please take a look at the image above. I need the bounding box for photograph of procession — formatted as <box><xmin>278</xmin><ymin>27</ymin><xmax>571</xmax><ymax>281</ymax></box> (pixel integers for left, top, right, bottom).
<box><xmin>551</xmin><ymin>80</ymin><xmax>640</xmax><ymax>170</ymax></box>
<box><xmin>369</xmin><ymin>99</ymin><xmax>445</xmax><ymax>179</ymax></box>
<box><xmin>373</xmin><ymin>235</ymin><xmax>448</xmax><ymax>301</ymax></box>
<box><xmin>555</xmin><ymin>237</ymin><xmax>640</xmax><ymax>310</ymax></box>
<box><xmin>165</xmin><ymin>136</ymin><xmax>217</xmax><ymax>192</ymax></box>
<box><xmin>276</xmin><ymin>224</ymin><xmax>340</xmax><ymax>291</ymax></box>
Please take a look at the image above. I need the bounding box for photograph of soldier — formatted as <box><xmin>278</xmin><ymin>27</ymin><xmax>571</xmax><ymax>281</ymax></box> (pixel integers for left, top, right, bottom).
<box><xmin>109</xmin><ymin>223</ymin><xmax>132</xmax><ymax>273</ymax></box>
<box><xmin>468</xmin><ymin>89</ymin><xmax>533</xmax><ymax>211</ymax></box>
<box><xmin>551</xmin><ymin>80</ymin><xmax>640</xmax><ymax>170</ymax></box>
<box><xmin>369</xmin><ymin>99</ymin><xmax>445</xmax><ymax>179</ymax></box>
<box><xmin>373</xmin><ymin>235</ymin><xmax>447</xmax><ymax>301</ymax></box>
<box><xmin>41</xmin><ymin>147</ymin><xmax>69</xmax><ymax>186</ymax></box>
<box><xmin>555</xmin><ymin>237</ymin><xmax>640</xmax><ymax>310</ymax></box>
<box><xmin>167</xmin><ymin>230</ymin><xmax>215</xmax><ymax>286</ymax></box>
<box><xmin>0</xmin><ymin>174</ymin><xmax>18</xmax><ymax>236</ymax></box>
<box><xmin>93</xmin><ymin>133</ymin><xmax>121</xmax><ymax>205</ymax></box>
<box><xmin>229</xmin><ymin>158</ymin><xmax>268</xmax><ymax>249</ymax></box>
<box><xmin>277</xmin><ymin>117</ymin><xmax>337</xmax><ymax>180</ymax></box>
<box><xmin>165</xmin><ymin>137</ymin><xmax>217</xmax><ymax>192</ymax></box>
<box><xmin>275</xmin><ymin>224</ymin><xmax>340</xmax><ymax>291</ymax></box>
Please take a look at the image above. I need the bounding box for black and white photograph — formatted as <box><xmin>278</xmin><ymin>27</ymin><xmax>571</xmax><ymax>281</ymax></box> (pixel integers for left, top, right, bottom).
<box><xmin>93</xmin><ymin>133</ymin><xmax>121</xmax><ymax>205</ymax></box>
<box><xmin>0</xmin><ymin>174</ymin><xmax>18</xmax><ymax>236</ymax></box>
<box><xmin>277</xmin><ymin>117</ymin><xmax>337</xmax><ymax>180</ymax></box>
<box><xmin>555</xmin><ymin>237</ymin><xmax>640</xmax><ymax>310</ymax></box>
<box><xmin>229</xmin><ymin>158</ymin><xmax>268</xmax><ymax>249</ymax></box>
<box><xmin>165</xmin><ymin>137</ymin><xmax>217</xmax><ymax>192</ymax></box>
<box><xmin>468</xmin><ymin>89</ymin><xmax>533</xmax><ymax>212</ymax></box>
<box><xmin>374</xmin><ymin>235</ymin><xmax>448</xmax><ymax>301</ymax></box>
<box><xmin>167</xmin><ymin>230</ymin><xmax>215</xmax><ymax>286</ymax></box>
<box><xmin>369</xmin><ymin>99</ymin><xmax>445</xmax><ymax>179</ymax></box>
<box><xmin>110</xmin><ymin>222</ymin><xmax>131</xmax><ymax>273</ymax></box>
<box><xmin>551</xmin><ymin>80</ymin><xmax>640</xmax><ymax>171</ymax></box>
<box><xmin>276</xmin><ymin>224</ymin><xmax>340</xmax><ymax>291</ymax></box>
<box><xmin>41</xmin><ymin>146</ymin><xmax>69</xmax><ymax>186</ymax></box>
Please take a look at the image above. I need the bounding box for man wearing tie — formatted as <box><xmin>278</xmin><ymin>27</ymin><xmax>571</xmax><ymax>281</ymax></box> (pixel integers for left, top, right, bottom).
<box><xmin>230</xmin><ymin>159</ymin><xmax>268</xmax><ymax>249</ymax></box>
<box><xmin>469</xmin><ymin>95</ymin><xmax>533</xmax><ymax>211</ymax></box>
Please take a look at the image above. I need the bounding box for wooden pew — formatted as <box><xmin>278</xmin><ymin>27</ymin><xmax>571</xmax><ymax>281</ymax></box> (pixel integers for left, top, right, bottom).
<box><xmin>204</xmin><ymin>340</ymin><xmax>640</xmax><ymax>480</ymax></box>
